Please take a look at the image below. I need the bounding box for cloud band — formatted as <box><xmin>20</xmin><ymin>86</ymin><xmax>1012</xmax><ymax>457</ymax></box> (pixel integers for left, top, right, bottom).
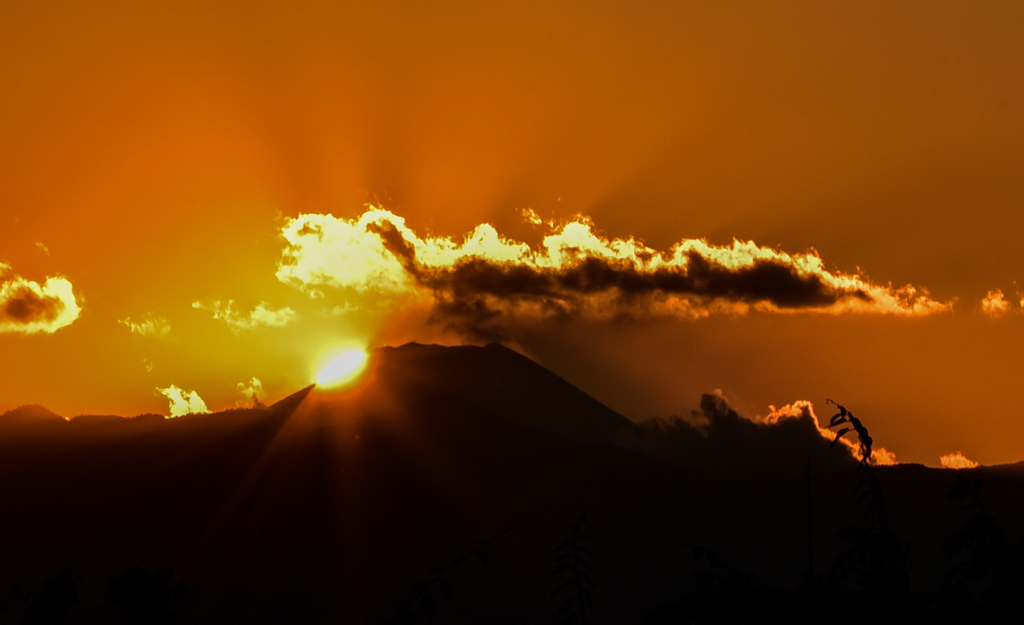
<box><xmin>277</xmin><ymin>208</ymin><xmax>950</xmax><ymax>338</ymax></box>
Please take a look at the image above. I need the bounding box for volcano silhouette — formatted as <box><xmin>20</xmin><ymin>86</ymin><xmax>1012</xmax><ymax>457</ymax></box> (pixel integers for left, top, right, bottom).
<box><xmin>2</xmin><ymin>343</ymin><xmax>1024</xmax><ymax>623</ymax></box>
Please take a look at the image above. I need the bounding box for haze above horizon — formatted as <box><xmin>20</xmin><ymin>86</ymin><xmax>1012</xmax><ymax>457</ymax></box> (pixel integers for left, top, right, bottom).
<box><xmin>2</xmin><ymin>1</ymin><xmax>1023</xmax><ymax>466</ymax></box>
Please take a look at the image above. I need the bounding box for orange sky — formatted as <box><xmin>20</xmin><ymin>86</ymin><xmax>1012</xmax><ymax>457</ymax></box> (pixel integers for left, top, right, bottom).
<box><xmin>2</xmin><ymin>1</ymin><xmax>1023</xmax><ymax>466</ymax></box>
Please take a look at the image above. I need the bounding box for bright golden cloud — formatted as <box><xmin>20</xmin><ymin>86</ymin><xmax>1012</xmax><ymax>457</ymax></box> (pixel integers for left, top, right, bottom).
<box><xmin>762</xmin><ymin>399</ymin><xmax>820</xmax><ymax>425</ymax></box>
<box><xmin>277</xmin><ymin>208</ymin><xmax>950</xmax><ymax>338</ymax></box>
<box><xmin>0</xmin><ymin>263</ymin><xmax>81</xmax><ymax>334</ymax></box>
<box><xmin>157</xmin><ymin>385</ymin><xmax>209</xmax><ymax>418</ymax></box>
<box><xmin>871</xmin><ymin>448</ymin><xmax>898</xmax><ymax>466</ymax></box>
<box><xmin>981</xmin><ymin>289</ymin><xmax>1011</xmax><ymax>317</ymax></box>
<box><xmin>763</xmin><ymin>400</ymin><xmax>899</xmax><ymax>466</ymax></box>
<box><xmin>192</xmin><ymin>300</ymin><xmax>296</xmax><ymax>333</ymax></box>
<box><xmin>940</xmin><ymin>451</ymin><xmax>979</xmax><ymax>469</ymax></box>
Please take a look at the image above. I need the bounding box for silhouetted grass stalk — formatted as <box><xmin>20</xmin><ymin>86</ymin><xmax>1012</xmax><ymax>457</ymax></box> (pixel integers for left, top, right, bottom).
<box><xmin>826</xmin><ymin>400</ymin><xmax>909</xmax><ymax>591</ymax></box>
<box><xmin>552</xmin><ymin>514</ymin><xmax>594</xmax><ymax>625</ymax></box>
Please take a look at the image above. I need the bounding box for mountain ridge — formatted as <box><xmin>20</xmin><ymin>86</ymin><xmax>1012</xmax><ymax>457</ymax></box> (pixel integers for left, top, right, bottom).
<box><xmin>0</xmin><ymin>342</ymin><xmax>1022</xmax><ymax>622</ymax></box>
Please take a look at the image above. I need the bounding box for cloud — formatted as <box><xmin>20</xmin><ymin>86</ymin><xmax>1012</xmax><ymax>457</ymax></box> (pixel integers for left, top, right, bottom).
<box><xmin>940</xmin><ymin>451</ymin><xmax>979</xmax><ymax>469</ymax></box>
<box><xmin>872</xmin><ymin>448</ymin><xmax>898</xmax><ymax>466</ymax></box>
<box><xmin>156</xmin><ymin>385</ymin><xmax>209</xmax><ymax>417</ymax></box>
<box><xmin>35</xmin><ymin>242</ymin><xmax>50</xmax><ymax>256</ymax></box>
<box><xmin>0</xmin><ymin>263</ymin><xmax>82</xmax><ymax>334</ymax></box>
<box><xmin>520</xmin><ymin>207</ymin><xmax>546</xmax><ymax>226</ymax></box>
<box><xmin>277</xmin><ymin>208</ymin><xmax>950</xmax><ymax>339</ymax></box>
<box><xmin>761</xmin><ymin>399</ymin><xmax>821</xmax><ymax>425</ymax></box>
<box><xmin>118</xmin><ymin>315</ymin><xmax>171</xmax><ymax>337</ymax></box>
<box><xmin>237</xmin><ymin>377</ymin><xmax>265</xmax><ymax>408</ymax></box>
<box><xmin>981</xmin><ymin>289</ymin><xmax>1010</xmax><ymax>317</ymax></box>
<box><xmin>634</xmin><ymin>394</ymin><xmax>906</xmax><ymax>477</ymax></box>
<box><xmin>192</xmin><ymin>300</ymin><xmax>296</xmax><ymax>333</ymax></box>
<box><xmin>636</xmin><ymin>393</ymin><xmax>868</xmax><ymax>474</ymax></box>
<box><xmin>761</xmin><ymin>400</ymin><xmax>899</xmax><ymax>466</ymax></box>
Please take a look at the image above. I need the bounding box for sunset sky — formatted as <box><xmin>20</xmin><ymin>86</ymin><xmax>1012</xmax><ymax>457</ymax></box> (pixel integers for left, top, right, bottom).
<box><xmin>2</xmin><ymin>1</ymin><xmax>1023</xmax><ymax>466</ymax></box>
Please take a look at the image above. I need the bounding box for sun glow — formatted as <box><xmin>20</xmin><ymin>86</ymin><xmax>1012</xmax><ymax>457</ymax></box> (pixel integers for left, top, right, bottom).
<box><xmin>316</xmin><ymin>350</ymin><xmax>369</xmax><ymax>387</ymax></box>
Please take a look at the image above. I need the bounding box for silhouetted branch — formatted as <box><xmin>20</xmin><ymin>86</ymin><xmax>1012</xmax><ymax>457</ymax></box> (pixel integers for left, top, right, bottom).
<box><xmin>386</xmin><ymin>529</ymin><xmax>507</xmax><ymax>625</ymax></box>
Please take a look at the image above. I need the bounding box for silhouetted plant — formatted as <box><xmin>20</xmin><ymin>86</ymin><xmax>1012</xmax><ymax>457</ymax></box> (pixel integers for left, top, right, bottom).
<box><xmin>0</xmin><ymin>584</ymin><xmax>23</xmax><ymax>620</ymax></box>
<box><xmin>942</xmin><ymin>474</ymin><xmax>1024</xmax><ymax>604</ymax></box>
<box><xmin>22</xmin><ymin>568</ymin><xmax>77</xmax><ymax>625</ymax></box>
<box><xmin>552</xmin><ymin>514</ymin><xmax>593</xmax><ymax>625</ymax></box>
<box><xmin>684</xmin><ymin>544</ymin><xmax>760</xmax><ymax>594</ymax></box>
<box><xmin>105</xmin><ymin>566</ymin><xmax>185</xmax><ymax>625</ymax></box>
<box><xmin>385</xmin><ymin>532</ymin><xmax>504</xmax><ymax>625</ymax></box>
<box><xmin>826</xmin><ymin>400</ymin><xmax>909</xmax><ymax>592</ymax></box>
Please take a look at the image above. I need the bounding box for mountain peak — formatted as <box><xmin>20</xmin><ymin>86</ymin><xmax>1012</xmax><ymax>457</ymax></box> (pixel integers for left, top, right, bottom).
<box><xmin>370</xmin><ymin>341</ymin><xmax>637</xmax><ymax>445</ymax></box>
<box><xmin>0</xmin><ymin>404</ymin><xmax>65</xmax><ymax>424</ymax></box>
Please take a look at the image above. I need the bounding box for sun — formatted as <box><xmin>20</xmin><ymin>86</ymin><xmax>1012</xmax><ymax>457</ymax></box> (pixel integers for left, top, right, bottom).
<box><xmin>316</xmin><ymin>350</ymin><xmax>369</xmax><ymax>387</ymax></box>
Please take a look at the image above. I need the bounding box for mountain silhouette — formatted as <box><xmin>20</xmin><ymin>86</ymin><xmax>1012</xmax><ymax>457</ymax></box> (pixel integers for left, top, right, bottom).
<box><xmin>0</xmin><ymin>404</ymin><xmax>65</xmax><ymax>426</ymax></box>
<box><xmin>1</xmin><ymin>343</ymin><xmax>1023</xmax><ymax>623</ymax></box>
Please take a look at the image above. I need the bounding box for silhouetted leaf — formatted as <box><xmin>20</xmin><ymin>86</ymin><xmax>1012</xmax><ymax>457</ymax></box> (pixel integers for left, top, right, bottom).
<box><xmin>477</xmin><ymin>551</ymin><xmax>488</xmax><ymax>565</ymax></box>
<box><xmin>441</xmin><ymin>580</ymin><xmax>453</xmax><ymax>603</ymax></box>
<box><xmin>831</xmin><ymin>427</ymin><xmax>850</xmax><ymax>443</ymax></box>
<box><xmin>552</xmin><ymin>564</ymin><xmax>573</xmax><ymax>576</ymax></box>
<box><xmin>452</xmin><ymin>554</ymin><xmax>466</xmax><ymax>567</ymax></box>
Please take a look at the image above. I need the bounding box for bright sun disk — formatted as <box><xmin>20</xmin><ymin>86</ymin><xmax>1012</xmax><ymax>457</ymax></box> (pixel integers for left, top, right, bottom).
<box><xmin>316</xmin><ymin>350</ymin><xmax>368</xmax><ymax>386</ymax></box>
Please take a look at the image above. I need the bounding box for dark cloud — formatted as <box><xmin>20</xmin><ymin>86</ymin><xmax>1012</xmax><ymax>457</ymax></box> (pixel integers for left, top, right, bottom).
<box><xmin>278</xmin><ymin>210</ymin><xmax>949</xmax><ymax>342</ymax></box>
<box><xmin>367</xmin><ymin>219</ymin><xmax>880</xmax><ymax>340</ymax></box>
<box><xmin>3</xmin><ymin>285</ymin><xmax>61</xmax><ymax>322</ymax></box>
<box><xmin>0</xmin><ymin>265</ymin><xmax>81</xmax><ymax>334</ymax></box>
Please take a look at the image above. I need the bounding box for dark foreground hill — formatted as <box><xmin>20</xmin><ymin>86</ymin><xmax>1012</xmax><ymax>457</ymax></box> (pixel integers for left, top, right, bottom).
<box><xmin>1</xmin><ymin>343</ymin><xmax>1023</xmax><ymax>623</ymax></box>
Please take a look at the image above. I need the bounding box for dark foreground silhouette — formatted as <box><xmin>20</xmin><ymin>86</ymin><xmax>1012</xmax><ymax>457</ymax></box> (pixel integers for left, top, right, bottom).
<box><xmin>1</xmin><ymin>343</ymin><xmax>1023</xmax><ymax>623</ymax></box>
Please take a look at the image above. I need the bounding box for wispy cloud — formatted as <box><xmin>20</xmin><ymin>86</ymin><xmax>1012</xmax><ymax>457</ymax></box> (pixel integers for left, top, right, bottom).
<box><xmin>277</xmin><ymin>208</ymin><xmax>950</xmax><ymax>339</ymax></box>
<box><xmin>236</xmin><ymin>377</ymin><xmax>265</xmax><ymax>408</ymax></box>
<box><xmin>192</xmin><ymin>300</ymin><xmax>296</xmax><ymax>333</ymax></box>
<box><xmin>0</xmin><ymin>263</ymin><xmax>81</xmax><ymax>334</ymax></box>
<box><xmin>118</xmin><ymin>314</ymin><xmax>171</xmax><ymax>337</ymax></box>
<box><xmin>156</xmin><ymin>384</ymin><xmax>209</xmax><ymax>417</ymax></box>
